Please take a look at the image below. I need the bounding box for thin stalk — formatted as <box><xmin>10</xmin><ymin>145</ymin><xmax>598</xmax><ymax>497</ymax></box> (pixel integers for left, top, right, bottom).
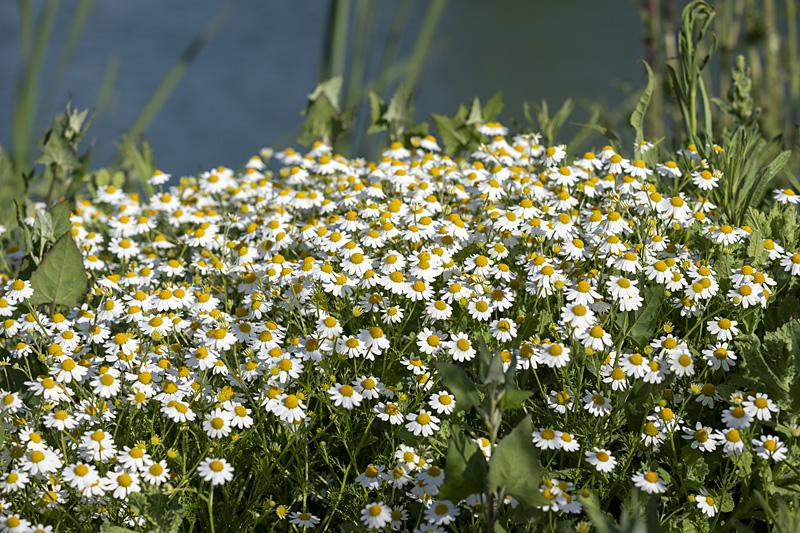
<box><xmin>43</xmin><ymin>0</ymin><xmax>97</xmax><ymax>116</ymax></box>
<box><xmin>125</xmin><ymin>0</ymin><xmax>243</xmax><ymax>141</ymax></box>
<box><xmin>12</xmin><ymin>0</ymin><xmax>61</xmax><ymax>174</ymax></box>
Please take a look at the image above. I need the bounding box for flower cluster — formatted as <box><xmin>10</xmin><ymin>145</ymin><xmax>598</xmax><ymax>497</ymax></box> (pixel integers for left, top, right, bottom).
<box><xmin>0</xmin><ymin>125</ymin><xmax>798</xmax><ymax>531</ymax></box>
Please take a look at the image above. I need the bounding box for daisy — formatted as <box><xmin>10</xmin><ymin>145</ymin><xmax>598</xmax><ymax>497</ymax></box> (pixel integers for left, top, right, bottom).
<box><xmin>361</xmin><ymin>502</ymin><xmax>392</xmax><ymax>530</ymax></box>
<box><xmin>682</xmin><ymin>422</ymin><xmax>718</xmax><ymax>452</ymax></box>
<box><xmin>429</xmin><ymin>392</ymin><xmax>456</xmax><ymax>415</ymax></box>
<box><xmin>425</xmin><ymin>500</ymin><xmax>459</xmax><ymax>525</ymax></box>
<box><xmin>447</xmin><ymin>333</ymin><xmax>476</xmax><ymax>362</ymax></box>
<box><xmin>142</xmin><ymin>460</ymin><xmax>170</xmax><ymax>485</ymax></box>
<box><xmin>583</xmin><ymin>391</ymin><xmax>613</xmax><ymax>417</ymax></box>
<box><xmin>721</xmin><ymin>405</ymin><xmax>753</xmax><ymax>429</ymax></box>
<box><xmin>632</xmin><ymin>470</ymin><xmax>667</xmax><ymax>494</ymax></box>
<box><xmin>532</xmin><ymin>428</ymin><xmax>562</xmax><ymax>450</ymax></box>
<box><xmin>62</xmin><ymin>463</ymin><xmax>100</xmax><ymax>491</ymax></box>
<box><xmin>4</xmin><ymin>279</ymin><xmax>34</xmax><ymax>303</ymax></box>
<box><xmin>539</xmin><ymin>341</ymin><xmax>570</xmax><ymax>368</ymax></box>
<box><xmin>780</xmin><ymin>252</ymin><xmax>800</xmax><ymax>276</ymax></box>
<box><xmin>489</xmin><ymin>318</ymin><xmax>518</xmax><ymax>343</ymax></box>
<box><xmin>695</xmin><ymin>489</ymin><xmax>718</xmax><ymax>517</ymax></box>
<box><xmin>197</xmin><ymin>457</ymin><xmax>234</xmax><ymax>485</ymax></box>
<box><xmin>356</xmin><ymin>465</ymin><xmax>387</xmax><ymax>490</ymax></box>
<box><xmin>327</xmin><ymin>384</ymin><xmax>363</xmax><ymax>409</ymax></box>
<box><xmin>273</xmin><ymin>394</ymin><xmax>306</xmax><ymax>423</ymax></box>
<box><xmin>774</xmin><ymin>188</ymin><xmax>800</xmax><ymax>204</ymax></box>
<box><xmin>405</xmin><ymin>411</ymin><xmax>440</xmax><ymax>437</ymax></box>
<box><xmin>203</xmin><ymin>408</ymin><xmax>233</xmax><ymax>439</ymax></box>
<box><xmin>374</xmin><ymin>402</ymin><xmax>404</xmax><ymax>425</ymax></box>
<box><xmin>585</xmin><ymin>448</ymin><xmax>617</xmax><ymax>473</ymax></box>
<box><xmin>742</xmin><ymin>393</ymin><xmax>778</xmax><ymax>421</ymax></box>
<box><xmin>289</xmin><ymin>512</ymin><xmax>321</xmax><ymax>529</ymax></box>
<box><xmin>691</xmin><ymin>169</ymin><xmax>719</xmax><ymax>190</ymax></box>
<box><xmin>107</xmin><ymin>469</ymin><xmax>141</xmax><ymax>499</ymax></box>
<box><xmin>702</xmin><ymin>342</ymin><xmax>737</xmax><ymax>371</ymax></box>
<box><xmin>706</xmin><ymin>317</ymin><xmax>739</xmax><ymax>341</ymax></box>
<box><xmin>753</xmin><ymin>434</ymin><xmax>787</xmax><ymax>461</ymax></box>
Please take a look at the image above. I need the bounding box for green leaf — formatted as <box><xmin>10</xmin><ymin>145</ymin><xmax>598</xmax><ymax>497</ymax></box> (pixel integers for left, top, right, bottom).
<box><xmin>487</xmin><ymin>415</ymin><xmax>547</xmax><ymax>508</ymax></box>
<box><xmin>437</xmin><ymin>425</ymin><xmax>487</xmax><ymax>502</ymax></box>
<box><xmin>498</xmin><ymin>389</ymin><xmax>532</xmax><ymax>411</ymax></box>
<box><xmin>367</xmin><ymin>91</ymin><xmax>388</xmax><ymax>135</ymax></box>
<box><xmin>630</xmin><ymin>60</ymin><xmax>654</xmax><ymax>146</ymax></box>
<box><xmin>477</xmin><ymin>337</ymin><xmax>505</xmax><ymax>387</ymax></box>
<box><xmin>383</xmin><ymin>82</ymin><xmax>413</xmax><ymax>125</ymax></box>
<box><xmin>625</xmin><ymin>285</ymin><xmax>664</xmax><ymax>348</ymax></box>
<box><xmin>99</xmin><ymin>524</ymin><xmax>137</xmax><ymax>533</ymax></box>
<box><xmin>482</xmin><ymin>90</ymin><xmax>503</xmax><ymax>122</ymax></box>
<box><xmin>467</xmin><ymin>97</ymin><xmax>483</xmax><ymax>125</ymax></box>
<box><xmin>48</xmin><ymin>200</ymin><xmax>72</xmax><ymax>240</ymax></box>
<box><xmin>306</xmin><ymin>76</ymin><xmax>342</xmax><ymax>113</ymax></box>
<box><xmin>431</xmin><ymin>113</ymin><xmax>468</xmax><ymax>156</ymax></box>
<box><xmin>127</xmin><ymin>486</ymin><xmax>187</xmax><ymax>533</ymax></box>
<box><xmin>28</xmin><ymin>234</ymin><xmax>89</xmax><ymax>311</ymax></box>
<box><xmin>433</xmin><ymin>361</ymin><xmax>480</xmax><ymax>413</ymax></box>
<box><xmin>740</xmin><ymin>150</ymin><xmax>791</xmax><ymax>218</ymax></box>
<box><xmin>35</xmin><ymin>132</ymin><xmax>81</xmax><ymax>170</ymax></box>
<box><xmin>31</xmin><ymin>210</ymin><xmax>55</xmax><ymax>247</ymax></box>
<box><xmin>745</xmin><ymin>228</ymin><xmax>768</xmax><ymax>268</ymax></box>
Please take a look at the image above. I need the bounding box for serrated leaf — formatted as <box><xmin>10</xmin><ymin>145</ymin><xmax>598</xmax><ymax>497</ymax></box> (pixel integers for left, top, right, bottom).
<box><xmin>437</xmin><ymin>425</ymin><xmax>487</xmax><ymax>503</ymax></box>
<box><xmin>630</xmin><ymin>60</ymin><xmax>654</xmax><ymax>146</ymax></box>
<box><xmin>433</xmin><ymin>361</ymin><xmax>479</xmax><ymax>413</ymax></box>
<box><xmin>487</xmin><ymin>415</ymin><xmax>547</xmax><ymax>508</ymax></box>
<box><xmin>28</xmin><ymin>234</ymin><xmax>89</xmax><ymax>310</ymax></box>
<box><xmin>625</xmin><ymin>285</ymin><xmax>664</xmax><ymax>348</ymax></box>
<box><xmin>482</xmin><ymin>90</ymin><xmax>503</xmax><ymax>122</ymax></box>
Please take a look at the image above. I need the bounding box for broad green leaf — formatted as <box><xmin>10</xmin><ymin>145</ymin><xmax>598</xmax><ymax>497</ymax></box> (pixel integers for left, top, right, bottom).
<box><xmin>482</xmin><ymin>89</ymin><xmax>503</xmax><ymax>122</ymax></box>
<box><xmin>128</xmin><ymin>488</ymin><xmax>187</xmax><ymax>533</ymax></box>
<box><xmin>498</xmin><ymin>389</ymin><xmax>532</xmax><ymax>411</ymax></box>
<box><xmin>487</xmin><ymin>415</ymin><xmax>547</xmax><ymax>508</ymax></box>
<box><xmin>431</xmin><ymin>113</ymin><xmax>468</xmax><ymax>156</ymax></box>
<box><xmin>437</xmin><ymin>425</ymin><xmax>487</xmax><ymax>502</ymax></box>
<box><xmin>367</xmin><ymin>91</ymin><xmax>388</xmax><ymax>134</ymax></box>
<box><xmin>477</xmin><ymin>337</ymin><xmax>505</xmax><ymax>387</ymax></box>
<box><xmin>433</xmin><ymin>361</ymin><xmax>479</xmax><ymax>413</ymax></box>
<box><xmin>48</xmin><ymin>201</ymin><xmax>72</xmax><ymax>240</ymax></box>
<box><xmin>29</xmin><ymin>234</ymin><xmax>89</xmax><ymax>310</ymax></box>
<box><xmin>625</xmin><ymin>285</ymin><xmax>664</xmax><ymax>348</ymax></box>
<box><xmin>35</xmin><ymin>133</ymin><xmax>81</xmax><ymax>170</ymax></box>
<box><xmin>31</xmin><ymin>210</ymin><xmax>55</xmax><ymax>247</ymax></box>
<box><xmin>384</xmin><ymin>83</ymin><xmax>411</xmax><ymax>124</ymax></box>
<box><xmin>630</xmin><ymin>60</ymin><xmax>654</xmax><ymax>146</ymax></box>
<box><xmin>99</xmin><ymin>524</ymin><xmax>136</xmax><ymax>533</ymax></box>
<box><xmin>466</xmin><ymin>97</ymin><xmax>482</xmax><ymax>125</ymax></box>
<box><xmin>306</xmin><ymin>76</ymin><xmax>342</xmax><ymax>113</ymax></box>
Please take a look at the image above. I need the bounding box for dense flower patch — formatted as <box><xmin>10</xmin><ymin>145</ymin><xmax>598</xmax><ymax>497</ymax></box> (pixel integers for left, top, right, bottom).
<box><xmin>0</xmin><ymin>124</ymin><xmax>799</xmax><ymax>532</ymax></box>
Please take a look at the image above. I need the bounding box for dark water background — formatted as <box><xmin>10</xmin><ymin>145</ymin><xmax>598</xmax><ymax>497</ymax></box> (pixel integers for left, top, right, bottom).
<box><xmin>0</xmin><ymin>1</ymin><xmax>645</xmax><ymax>177</ymax></box>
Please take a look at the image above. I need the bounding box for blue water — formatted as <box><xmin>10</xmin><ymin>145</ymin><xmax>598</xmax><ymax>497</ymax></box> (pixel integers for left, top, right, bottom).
<box><xmin>0</xmin><ymin>1</ymin><xmax>644</xmax><ymax>177</ymax></box>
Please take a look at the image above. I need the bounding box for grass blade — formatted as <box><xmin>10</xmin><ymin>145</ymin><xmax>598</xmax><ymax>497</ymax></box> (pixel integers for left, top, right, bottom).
<box><xmin>126</xmin><ymin>0</ymin><xmax>243</xmax><ymax>141</ymax></box>
<box><xmin>12</xmin><ymin>0</ymin><xmax>61</xmax><ymax>173</ymax></box>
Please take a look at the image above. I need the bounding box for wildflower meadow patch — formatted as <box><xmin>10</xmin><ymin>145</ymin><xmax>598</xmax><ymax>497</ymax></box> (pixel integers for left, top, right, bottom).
<box><xmin>2</xmin><ymin>115</ymin><xmax>800</xmax><ymax>532</ymax></box>
<box><xmin>2</xmin><ymin>1</ymin><xmax>800</xmax><ymax>531</ymax></box>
